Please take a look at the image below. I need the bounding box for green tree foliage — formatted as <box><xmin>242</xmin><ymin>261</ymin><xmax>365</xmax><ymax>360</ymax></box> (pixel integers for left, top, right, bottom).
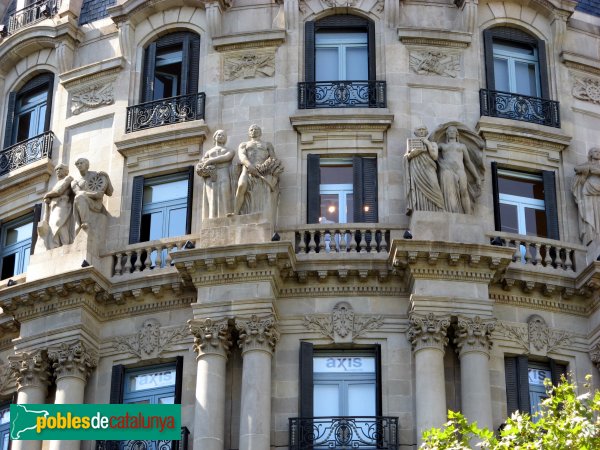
<box><xmin>421</xmin><ymin>375</ymin><xmax>600</xmax><ymax>450</ymax></box>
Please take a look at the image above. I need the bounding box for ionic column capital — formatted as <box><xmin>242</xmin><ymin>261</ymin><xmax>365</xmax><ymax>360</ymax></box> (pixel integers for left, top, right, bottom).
<box><xmin>48</xmin><ymin>341</ymin><xmax>98</xmax><ymax>382</ymax></box>
<box><xmin>236</xmin><ymin>314</ymin><xmax>280</xmax><ymax>355</ymax></box>
<box><xmin>454</xmin><ymin>316</ymin><xmax>495</xmax><ymax>357</ymax></box>
<box><xmin>189</xmin><ymin>318</ymin><xmax>232</xmax><ymax>359</ymax></box>
<box><xmin>9</xmin><ymin>349</ymin><xmax>51</xmax><ymax>391</ymax></box>
<box><xmin>407</xmin><ymin>313</ymin><xmax>451</xmax><ymax>353</ymax></box>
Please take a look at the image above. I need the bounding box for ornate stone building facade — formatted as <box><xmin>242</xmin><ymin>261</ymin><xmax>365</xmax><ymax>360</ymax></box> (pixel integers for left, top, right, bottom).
<box><xmin>0</xmin><ymin>0</ymin><xmax>598</xmax><ymax>449</ymax></box>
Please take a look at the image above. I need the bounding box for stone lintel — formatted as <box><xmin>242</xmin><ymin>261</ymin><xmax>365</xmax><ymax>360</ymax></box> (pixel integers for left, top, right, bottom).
<box><xmin>398</xmin><ymin>27</ymin><xmax>472</xmax><ymax>48</ymax></box>
<box><xmin>212</xmin><ymin>29</ymin><xmax>286</xmax><ymax>52</ymax></box>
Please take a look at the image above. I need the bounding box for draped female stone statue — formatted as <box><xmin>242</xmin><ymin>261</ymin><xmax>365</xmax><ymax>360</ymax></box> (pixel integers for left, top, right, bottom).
<box><xmin>196</xmin><ymin>130</ymin><xmax>235</xmax><ymax>219</ymax></box>
<box><xmin>572</xmin><ymin>147</ymin><xmax>600</xmax><ymax>245</ymax></box>
<box><xmin>39</xmin><ymin>164</ymin><xmax>74</xmax><ymax>249</ymax></box>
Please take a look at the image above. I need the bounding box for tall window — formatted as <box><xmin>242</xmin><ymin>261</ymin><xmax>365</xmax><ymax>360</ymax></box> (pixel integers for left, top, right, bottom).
<box><xmin>4</xmin><ymin>73</ymin><xmax>53</xmax><ymax>148</ymax></box>
<box><xmin>142</xmin><ymin>32</ymin><xmax>200</xmax><ymax>102</ymax></box>
<box><xmin>0</xmin><ymin>213</ymin><xmax>34</xmax><ymax>280</ymax></box>
<box><xmin>129</xmin><ymin>169</ymin><xmax>194</xmax><ymax>245</ymax></box>
<box><xmin>307</xmin><ymin>155</ymin><xmax>377</xmax><ymax>224</ymax></box>
<box><xmin>0</xmin><ymin>404</ymin><xmax>9</xmax><ymax>450</ymax></box>
<box><xmin>492</xmin><ymin>164</ymin><xmax>559</xmax><ymax>240</ymax></box>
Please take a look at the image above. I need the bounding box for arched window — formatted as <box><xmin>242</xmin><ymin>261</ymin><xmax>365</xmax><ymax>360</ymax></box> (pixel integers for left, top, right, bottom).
<box><xmin>3</xmin><ymin>72</ymin><xmax>53</xmax><ymax>148</ymax></box>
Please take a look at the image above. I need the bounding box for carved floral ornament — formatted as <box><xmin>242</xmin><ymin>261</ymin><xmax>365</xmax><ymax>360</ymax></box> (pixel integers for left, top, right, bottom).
<box><xmin>112</xmin><ymin>319</ymin><xmax>189</xmax><ymax>359</ymax></box>
<box><xmin>48</xmin><ymin>341</ymin><xmax>98</xmax><ymax>381</ymax></box>
<box><xmin>497</xmin><ymin>315</ymin><xmax>573</xmax><ymax>356</ymax></box>
<box><xmin>304</xmin><ymin>302</ymin><xmax>383</xmax><ymax>343</ymax></box>
<box><xmin>236</xmin><ymin>314</ymin><xmax>280</xmax><ymax>354</ymax></box>
<box><xmin>189</xmin><ymin>318</ymin><xmax>232</xmax><ymax>357</ymax></box>
<box><xmin>572</xmin><ymin>76</ymin><xmax>600</xmax><ymax>104</ymax></box>
<box><xmin>407</xmin><ymin>312</ymin><xmax>451</xmax><ymax>352</ymax></box>
<box><xmin>8</xmin><ymin>350</ymin><xmax>51</xmax><ymax>390</ymax></box>
<box><xmin>454</xmin><ymin>316</ymin><xmax>495</xmax><ymax>355</ymax></box>
<box><xmin>590</xmin><ymin>342</ymin><xmax>600</xmax><ymax>370</ymax></box>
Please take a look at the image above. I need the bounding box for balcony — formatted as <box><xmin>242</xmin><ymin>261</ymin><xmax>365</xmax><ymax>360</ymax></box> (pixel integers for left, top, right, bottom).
<box><xmin>125</xmin><ymin>93</ymin><xmax>206</xmax><ymax>133</ymax></box>
<box><xmin>96</xmin><ymin>426</ymin><xmax>189</xmax><ymax>450</ymax></box>
<box><xmin>0</xmin><ymin>131</ymin><xmax>54</xmax><ymax>176</ymax></box>
<box><xmin>289</xmin><ymin>416</ymin><xmax>399</xmax><ymax>450</ymax></box>
<box><xmin>298</xmin><ymin>81</ymin><xmax>386</xmax><ymax>109</ymax></box>
<box><xmin>5</xmin><ymin>0</ymin><xmax>60</xmax><ymax>35</ymax></box>
<box><xmin>479</xmin><ymin>89</ymin><xmax>560</xmax><ymax>128</ymax></box>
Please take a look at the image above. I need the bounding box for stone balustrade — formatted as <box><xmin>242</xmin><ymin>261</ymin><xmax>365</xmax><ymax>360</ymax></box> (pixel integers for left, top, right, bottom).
<box><xmin>109</xmin><ymin>237</ymin><xmax>194</xmax><ymax>276</ymax></box>
<box><xmin>278</xmin><ymin>225</ymin><xmax>405</xmax><ymax>254</ymax></box>
<box><xmin>486</xmin><ymin>232</ymin><xmax>585</xmax><ymax>272</ymax></box>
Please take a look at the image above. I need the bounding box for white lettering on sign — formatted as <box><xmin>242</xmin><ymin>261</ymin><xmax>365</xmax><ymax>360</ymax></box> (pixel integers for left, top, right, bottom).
<box><xmin>313</xmin><ymin>357</ymin><xmax>375</xmax><ymax>373</ymax></box>
<box><xmin>528</xmin><ymin>368</ymin><xmax>552</xmax><ymax>386</ymax></box>
<box><xmin>130</xmin><ymin>369</ymin><xmax>176</xmax><ymax>392</ymax></box>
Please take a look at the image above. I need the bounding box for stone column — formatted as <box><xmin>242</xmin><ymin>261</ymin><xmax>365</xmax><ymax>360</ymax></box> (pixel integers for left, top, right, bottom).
<box><xmin>189</xmin><ymin>318</ymin><xmax>232</xmax><ymax>450</ymax></box>
<box><xmin>407</xmin><ymin>313</ymin><xmax>450</xmax><ymax>443</ymax></box>
<box><xmin>236</xmin><ymin>314</ymin><xmax>279</xmax><ymax>450</ymax></box>
<box><xmin>48</xmin><ymin>341</ymin><xmax>98</xmax><ymax>450</ymax></box>
<box><xmin>9</xmin><ymin>350</ymin><xmax>51</xmax><ymax>450</ymax></box>
<box><xmin>455</xmin><ymin>316</ymin><xmax>495</xmax><ymax>431</ymax></box>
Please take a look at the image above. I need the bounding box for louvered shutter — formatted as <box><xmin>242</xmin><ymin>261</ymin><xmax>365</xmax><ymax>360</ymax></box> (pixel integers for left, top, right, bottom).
<box><xmin>491</xmin><ymin>162</ymin><xmax>502</xmax><ymax>231</ymax></box>
<box><xmin>549</xmin><ymin>359</ymin><xmax>566</xmax><ymax>387</ymax></box>
<box><xmin>537</xmin><ymin>39</ymin><xmax>550</xmax><ymax>100</ymax></box>
<box><xmin>304</xmin><ymin>21</ymin><xmax>315</xmax><ymax>82</ymax></box>
<box><xmin>174</xmin><ymin>356</ymin><xmax>184</xmax><ymax>404</ymax></box>
<box><xmin>505</xmin><ymin>357</ymin><xmax>520</xmax><ymax>416</ymax></box>
<box><xmin>483</xmin><ymin>29</ymin><xmax>495</xmax><ymax>91</ymax></box>
<box><xmin>542</xmin><ymin>170</ymin><xmax>559</xmax><ymax>240</ymax></box>
<box><xmin>367</xmin><ymin>19</ymin><xmax>376</xmax><ymax>81</ymax></box>
<box><xmin>43</xmin><ymin>73</ymin><xmax>54</xmax><ymax>132</ymax></box>
<box><xmin>188</xmin><ymin>34</ymin><xmax>200</xmax><ymax>95</ymax></box>
<box><xmin>517</xmin><ymin>355</ymin><xmax>531</xmax><ymax>414</ymax></box>
<box><xmin>186</xmin><ymin>166</ymin><xmax>194</xmax><ymax>234</ymax></box>
<box><xmin>307</xmin><ymin>154</ymin><xmax>321</xmax><ymax>224</ymax></box>
<box><xmin>299</xmin><ymin>342</ymin><xmax>313</xmax><ymax>417</ymax></box>
<box><xmin>362</xmin><ymin>157</ymin><xmax>378</xmax><ymax>223</ymax></box>
<box><xmin>142</xmin><ymin>42</ymin><xmax>157</xmax><ymax>103</ymax></box>
<box><xmin>129</xmin><ymin>175</ymin><xmax>144</xmax><ymax>244</ymax></box>
<box><xmin>3</xmin><ymin>91</ymin><xmax>16</xmax><ymax>148</ymax></box>
<box><xmin>109</xmin><ymin>365</ymin><xmax>125</xmax><ymax>404</ymax></box>
<box><xmin>375</xmin><ymin>344</ymin><xmax>382</xmax><ymax>417</ymax></box>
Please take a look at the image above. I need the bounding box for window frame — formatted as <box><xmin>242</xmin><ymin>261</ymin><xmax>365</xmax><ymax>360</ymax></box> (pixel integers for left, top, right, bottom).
<box><xmin>0</xmin><ymin>206</ymin><xmax>40</xmax><ymax>280</ymax></box>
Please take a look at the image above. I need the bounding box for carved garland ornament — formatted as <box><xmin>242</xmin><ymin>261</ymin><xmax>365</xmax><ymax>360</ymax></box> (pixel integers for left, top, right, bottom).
<box><xmin>409</xmin><ymin>50</ymin><xmax>460</xmax><ymax>78</ymax></box>
<box><xmin>304</xmin><ymin>302</ymin><xmax>384</xmax><ymax>343</ymax></box>
<box><xmin>112</xmin><ymin>319</ymin><xmax>189</xmax><ymax>359</ymax></box>
<box><xmin>572</xmin><ymin>77</ymin><xmax>600</xmax><ymax>104</ymax></box>
<box><xmin>498</xmin><ymin>315</ymin><xmax>572</xmax><ymax>356</ymax></box>
<box><xmin>407</xmin><ymin>313</ymin><xmax>451</xmax><ymax>352</ymax></box>
<box><xmin>189</xmin><ymin>318</ymin><xmax>232</xmax><ymax>358</ymax></box>
<box><xmin>71</xmin><ymin>82</ymin><xmax>115</xmax><ymax>115</ymax></box>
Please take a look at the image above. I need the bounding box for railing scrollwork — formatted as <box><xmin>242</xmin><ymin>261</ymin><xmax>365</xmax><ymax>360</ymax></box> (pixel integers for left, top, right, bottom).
<box><xmin>0</xmin><ymin>131</ymin><xmax>54</xmax><ymax>176</ymax></box>
<box><xmin>479</xmin><ymin>89</ymin><xmax>560</xmax><ymax>128</ymax></box>
<box><xmin>125</xmin><ymin>93</ymin><xmax>206</xmax><ymax>133</ymax></box>
<box><xmin>298</xmin><ymin>81</ymin><xmax>387</xmax><ymax>109</ymax></box>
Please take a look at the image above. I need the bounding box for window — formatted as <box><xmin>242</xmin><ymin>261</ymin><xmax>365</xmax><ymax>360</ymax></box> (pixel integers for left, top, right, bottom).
<box><xmin>483</xmin><ymin>27</ymin><xmax>549</xmax><ymax>99</ymax></box>
<box><xmin>0</xmin><ymin>404</ymin><xmax>9</xmax><ymax>450</ymax></box>
<box><xmin>491</xmin><ymin>164</ymin><xmax>559</xmax><ymax>240</ymax></box>
<box><xmin>129</xmin><ymin>169</ymin><xmax>194</xmax><ymax>245</ymax></box>
<box><xmin>4</xmin><ymin>73</ymin><xmax>53</xmax><ymax>148</ymax></box>
<box><xmin>307</xmin><ymin>155</ymin><xmax>377</xmax><ymax>224</ymax></box>
<box><xmin>504</xmin><ymin>355</ymin><xmax>566</xmax><ymax>418</ymax></box>
<box><xmin>0</xmin><ymin>210</ymin><xmax>38</xmax><ymax>280</ymax></box>
<box><xmin>142</xmin><ymin>32</ymin><xmax>200</xmax><ymax>102</ymax></box>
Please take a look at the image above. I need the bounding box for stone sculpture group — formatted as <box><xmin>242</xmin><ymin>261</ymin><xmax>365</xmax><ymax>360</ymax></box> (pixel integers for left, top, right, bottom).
<box><xmin>38</xmin><ymin>157</ymin><xmax>113</xmax><ymax>250</ymax></box>
<box><xmin>196</xmin><ymin>124</ymin><xmax>284</xmax><ymax>219</ymax></box>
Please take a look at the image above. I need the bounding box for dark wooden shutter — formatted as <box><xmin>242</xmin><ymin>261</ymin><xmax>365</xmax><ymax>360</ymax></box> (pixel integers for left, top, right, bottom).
<box><xmin>353</xmin><ymin>156</ymin><xmax>364</xmax><ymax>223</ymax></box>
<box><xmin>109</xmin><ymin>365</ymin><xmax>125</xmax><ymax>404</ymax></box>
<box><xmin>43</xmin><ymin>73</ymin><xmax>54</xmax><ymax>132</ymax></box>
<box><xmin>142</xmin><ymin>42</ymin><xmax>157</xmax><ymax>103</ymax></box>
<box><xmin>129</xmin><ymin>175</ymin><xmax>145</xmax><ymax>244</ymax></box>
<box><xmin>186</xmin><ymin>166</ymin><xmax>194</xmax><ymax>234</ymax></box>
<box><xmin>304</xmin><ymin>21</ymin><xmax>315</xmax><ymax>82</ymax></box>
<box><xmin>542</xmin><ymin>170</ymin><xmax>559</xmax><ymax>240</ymax></box>
<box><xmin>367</xmin><ymin>20</ymin><xmax>376</xmax><ymax>80</ymax></box>
<box><xmin>174</xmin><ymin>356</ymin><xmax>184</xmax><ymax>404</ymax></box>
<box><xmin>30</xmin><ymin>203</ymin><xmax>42</xmax><ymax>255</ymax></box>
<box><xmin>549</xmin><ymin>359</ymin><xmax>566</xmax><ymax>387</ymax></box>
<box><xmin>188</xmin><ymin>33</ymin><xmax>200</xmax><ymax>95</ymax></box>
<box><xmin>299</xmin><ymin>342</ymin><xmax>313</xmax><ymax>417</ymax></box>
<box><xmin>483</xmin><ymin>29</ymin><xmax>495</xmax><ymax>90</ymax></box>
<box><xmin>491</xmin><ymin>162</ymin><xmax>501</xmax><ymax>231</ymax></box>
<box><xmin>537</xmin><ymin>39</ymin><xmax>550</xmax><ymax>100</ymax></box>
<box><xmin>362</xmin><ymin>157</ymin><xmax>378</xmax><ymax>223</ymax></box>
<box><xmin>3</xmin><ymin>91</ymin><xmax>16</xmax><ymax>148</ymax></box>
<box><xmin>516</xmin><ymin>355</ymin><xmax>531</xmax><ymax>414</ymax></box>
<box><xmin>375</xmin><ymin>344</ymin><xmax>382</xmax><ymax>417</ymax></box>
<box><xmin>505</xmin><ymin>356</ymin><xmax>519</xmax><ymax>416</ymax></box>
<box><xmin>307</xmin><ymin>154</ymin><xmax>320</xmax><ymax>224</ymax></box>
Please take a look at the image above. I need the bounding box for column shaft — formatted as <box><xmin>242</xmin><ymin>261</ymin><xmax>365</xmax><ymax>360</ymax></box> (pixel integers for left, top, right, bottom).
<box><xmin>48</xmin><ymin>377</ymin><xmax>86</xmax><ymax>450</ymax></box>
<box><xmin>460</xmin><ymin>351</ymin><xmax>493</xmax><ymax>430</ymax></box>
<box><xmin>194</xmin><ymin>353</ymin><xmax>228</xmax><ymax>450</ymax></box>
<box><xmin>12</xmin><ymin>387</ymin><xmax>47</xmax><ymax>450</ymax></box>
<box><xmin>414</xmin><ymin>347</ymin><xmax>447</xmax><ymax>438</ymax></box>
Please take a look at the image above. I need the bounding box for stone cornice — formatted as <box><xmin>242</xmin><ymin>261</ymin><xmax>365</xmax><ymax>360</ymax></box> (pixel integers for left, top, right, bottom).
<box><xmin>0</xmin><ymin>159</ymin><xmax>53</xmax><ymax>199</ymax></box>
<box><xmin>576</xmin><ymin>261</ymin><xmax>600</xmax><ymax>292</ymax></box>
<box><xmin>60</xmin><ymin>56</ymin><xmax>125</xmax><ymax>87</ymax></box>
<box><xmin>212</xmin><ymin>29</ymin><xmax>286</xmax><ymax>52</ymax></box>
<box><xmin>189</xmin><ymin>318</ymin><xmax>232</xmax><ymax>358</ymax></box>
<box><xmin>290</xmin><ymin>110</ymin><xmax>394</xmax><ymax>135</ymax></box>
<box><xmin>108</xmin><ymin>0</ymin><xmax>216</xmax><ymax>26</ymax></box>
<box><xmin>490</xmin><ymin>290</ymin><xmax>591</xmax><ymax>316</ymax></box>
<box><xmin>562</xmin><ymin>51</ymin><xmax>600</xmax><ymax>77</ymax></box>
<box><xmin>407</xmin><ymin>312</ymin><xmax>451</xmax><ymax>353</ymax></box>
<box><xmin>398</xmin><ymin>27</ymin><xmax>472</xmax><ymax>48</ymax></box>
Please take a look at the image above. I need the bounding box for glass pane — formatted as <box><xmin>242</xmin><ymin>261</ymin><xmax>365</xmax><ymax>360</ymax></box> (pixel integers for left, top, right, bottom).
<box><xmin>313</xmin><ymin>356</ymin><xmax>376</xmax><ymax>373</ymax></box>
<box><xmin>154</xmin><ymin>45</ymin><xmax>183</xmax><ymax>99</ymax></box>
<box><xmin>1</xmin><ymin>433</ymin><xmax>8</xmax><ymax>450</ymax></box>
<box><xmin>129</xmin><ymin>369</ymin><xmax>177</xmax><ymax>392</ymax></box>
<box><xmin>167</xmin><ymin>207</ymin><xmax>187</xmax><ymax>237</ymax></box>
<box><xmin>493</xmin><ymin>58</ymin><xmax>510</xmax><ymax>92</ymax></box>
<box><xmin>347</xmin><ymin>383</ymin><xmax>376</xmax><ymax>416</ymax></box>
<box><xmin>36</xmin><ymin>104</ymin><xmax>47</xmax><ymax>136</ymax></box>
<box><xmin>1</xmin><ymin>254</ymin><xmax>15</xmax><ymax>280</ymax></box>
<box><xmin>313</xmin><ymin>384</ymin><xmax>340</xmax><ymax>416</ymax></box>
<box><xmin>316</xmin><ymin>47</ymin><xmax>339</xmax><ymax>81</ymax></box>
<box><xmin>320</xmin><ymin>194</ymin><xmax>339</xmax><ymax>224</ymax></box>
<box><xmin>125</xmin><ymin>399</ymin><xmax>151</xmax><ymax>404</ymax></box>
<box><xmin>22</xmin><ymin>247</ymin><xmax>30</xmax><ymax>274</ymax></box>
<box><xmin>494</xmin><ymin>41</ymin><xmax>535</xmax><ymax>56</ymax></box>
<box><xmin>346</xmin><ymin>46</ymin><xmax>368</xmax><ymax>80</ymax></box>
<box><xmin>159</xmin><ymin>396</ymin><xmax>175</xmax><ymax>404</ymax></box>
<box><xmin>0</xmin><ymin>408</ymin><xmax>9</xmax><ymax>425</ymax></box>
<box><xmin>140</xmin><ymin>211</ymin><xmax>164</xmax><ymax>242</ymax></box>
<box><xmin>321</xmin><ymin>165</ymin><xmax>353</xmax><ymax>184</ymax></box>
<box><xmin>499</xmin><ymin>203</ymin><xmax>519</xmax><ymax>234</ymax></box>
<box><xmin>528</xmin><ymin>368</ymin><xmax>552</xmax><ymax>386</ymax></box>
<box><xmin>498</xmin><ymin>174</ymin><xmax>544</xmax><ymax>200</ymax></box>
<box><xmin>346</xmin><ymin>194</ymin><xmax>354</xmax><ymax>223</ymax></box>
<box><xmin>143</xmin><ymin>179</ymin><xmax>188</xmax><ymax>204</ymax></box>
<box><xmin>515</xmin><ymin>61</ymin><xmax>538</xmax><ymax>96</ymax></box>
<box><xmin>5</xmin><ymin>221</ymin><xmax>33</xmax><ymax>246</ymax></box>
<box><xmin>525</xmin><ymin>207</ymin><xmax>548</xmax><ymax>237</ymax></box>
<box><xmin>16</xmin><ymin>110</ymin><xmax>34</xmax><ymax>142</ymax></box>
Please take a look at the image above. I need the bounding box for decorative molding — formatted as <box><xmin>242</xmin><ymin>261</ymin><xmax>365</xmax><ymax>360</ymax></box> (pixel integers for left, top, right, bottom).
<box><xmin>322</xmin><ymin>0</ymin><xmax>358</xmax><ymax>6</ymax></box>
<box><xmin>407</xmin><ymin>312</ymin><xmax>451</xmax><ymax>353</ymax></box>
<box><xmin>212</xmin><ymin>30</ymin><xmax>285</xmax><ymax>52</ymax></box>
<box><xmin>189</xmin><ymin>318</ymin><xmax>232</xmax><ymax>358</ymax></box>
<box><xmin>304</xmin><ymin>302</ymin><xmax>384</xmax><ymax>343</ymax></box>
<box><xmin>8</xmin><ymin>349</ymin><xmax>51</xmax><ymax>391</ymax></box>
<box><xmin>562</xmin><ymin>52</ymin><xmax>600</xmax><ymax>77</ymax></box>
<box><xmin>490</xmin><ymin>291</ymin><xmax>590</xmax><ymax>316</ymax></box>
<box><xmin>112</xmin><ymin>319</ymin><xmax>189</xmax><ymax>359</ymax></box>
<box><xmin>70</xmin><ymin>81</ymin><xmax>115</xmax><ymax>115</ymax></box>
<box><xmin>398</xmin><ymin>27</ymin><xmax>472</xmax><ymax>49</ymax></box>
<box><xmin>409</xmin><ymin>50</ymin><xmax>460</xmax><ymax>78</ymax></box>
<box><xmin>223</xmin><ymin>49</ymin><xmax>275</xmax><ymax>81</ymax></box>
<box><xmin>236</xmin><ymin>314</ymin><xmax>279</xmax><ymax>355</ymax></box>
<box><xmin>590</xmin><ymin>342</ymin><xmax>600</xmax><ymax>371</ymax></box>
<box><xmin>454</xmin><ymin>316</ymin><xmax>495</xmax><ymax>356</ymax></box>
<box><xmin>48</xmin><ymin>341</ymin><xmax>97</xmax><ymax>382</ymax></box>
<box><xmin>497</xmin><ymin>315</ymin><xmax>573</xmax><ymax>356</ymax></box>
<box><xmin>572</xmin><ymin>76</ymin><xmax>600</xmax><ymax>104</ymax></box>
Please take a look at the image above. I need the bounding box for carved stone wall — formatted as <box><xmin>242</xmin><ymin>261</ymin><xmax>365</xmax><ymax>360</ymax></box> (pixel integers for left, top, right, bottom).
<box><xmin>409</xmin><ymin>50</ymin><xmax>461</xmax><ymax>78</ymax></box>
<box><xmin>223</xmin><ymin>49</ymin><xmax>276</xmax><ymax>81</ymax></box>
<box><xmin>112</xmin><ymin>319</ymin><xmax>189</xmax><ymax>359</ymax></box>
<box><xmin>70</xmin><ymin>81</ymin><xmax>115</xmax><ymax>115</ymax></box>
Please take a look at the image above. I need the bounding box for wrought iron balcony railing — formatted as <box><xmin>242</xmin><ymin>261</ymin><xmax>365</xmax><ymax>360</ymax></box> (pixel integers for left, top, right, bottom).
<box><xmin>289</xmin><ymin>416</ymin><xmax>399</xmax><ymax>450</ymax></box>
<box><xmin>479</xmin><ymin>88</ymin><xmax>560</xmax><ymax>128</ymax></box>
<box><xmin>0</xmin><ymin>131</ymin><xmax>54</xmax><ymax>176</ymax></box>
<box><xmin>96</xmin><ymin>426</ymin><xmax>189</xmax><ymax>450</ymax></box>
<box><xmin>125</xmin><ymin>92</ymin><xmax>206</xmax><ymax>133</ymax></box>
<box><xmin>298</xmin><ymin>81</ymin><xmax>386</xmax><ymax>109</ymax></box>
<box><xmin>7</xmin><ymin>0</ymin><xmax>60</xmax><ymax>34</ymax></box>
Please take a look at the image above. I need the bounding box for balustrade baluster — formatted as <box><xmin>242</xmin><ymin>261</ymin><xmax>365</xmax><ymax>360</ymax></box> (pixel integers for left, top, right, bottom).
<box><xmin>554</xmin><ymin>246</ymin><xmax>563</xmax><ymax>269</ymax></box>
<box><xmin>359</xmin><ymin>229</ymin><xmax>367</xmax><ymax>253</ymax></box>
<box><xmin>524</xmin><ymin>242</ymin><xmax>532</xmax><ymax>264</ymax></box>
<box><xmin>511</xmin><ymin>240</ymin><xmax>521</xmax><ymax>262</ymax></box>
<box><xmin>541</xmin><ymin>244</ymin><xmax>549</xmax><ymax>266</ymax></box>
<box><xmin>298</xmin><ymin>232</ymin><xmax>307</xmax><ymax>254</ymax></box>
<box><xmin>349</xmin><ymin>230</ymin><xmax>357</xmax><ymax>252</ymax></box>
<box><xmin>565</xmin><ymin>249</ymin><xmax>574</xmax><ymax>271</ymax></box>
<box><xmin>133</xmin><ymin>250</ymin><xmax>142</xmax><ymax>272</ymax></box>
<box><xmin>379</xmin><ymin>230</ymin><xmax>388</xmax><ymax>253</ymax></box>
<box><xmin>308</xmin><ymin>231</ymin><xmax>317</xmax><ymax>254</ymax></box>
<box><xmin>368</xmin><ymin>230</ymin><xmax>377</xmax><ymax>254</ymax></box>
<box><xmin>144</xmin><ymin>248</ymin><xmax>152</xmax><ymax>270</ymax></box>
<box><xmin>114</xmin><ymin>253</ymin><xmax>123</xmax><ymax>276</ymax></box>
<box><xmin>533</xmin><ymin>243</ymin><xmax>542</xmax><ymax>265</ymax></box>
<box><xmin>123</xmin><ymin>251</ymin><xmax>132</xmax><ymax>274</ymax></box>
<box><xmin>319</xmin><ymin>231</ymin><xmax>326</xmax><ymax>254</ymax></box>
<box><xmin>340</xmin><ymin>230</ymin><xmax>347</xmax><ymax>252</ymax></box>
<box><xmin>155</xmin><ymin>246</ymin><xmax>162</xmax><ymax>268</ymax></box>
